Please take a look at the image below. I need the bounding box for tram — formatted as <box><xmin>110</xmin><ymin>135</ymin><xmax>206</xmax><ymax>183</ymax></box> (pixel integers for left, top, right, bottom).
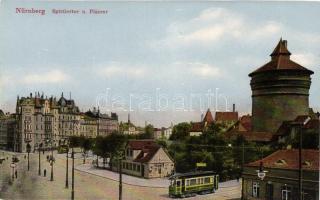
<box><xmin>169</xmin><ymin>171</ymin><xmax>219</xmax><ymax>198</ymax></box>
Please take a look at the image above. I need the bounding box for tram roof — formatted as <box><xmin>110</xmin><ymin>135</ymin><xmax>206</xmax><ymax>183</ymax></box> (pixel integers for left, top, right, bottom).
<box><xmin>169</xmin><ymin>171</ymin><xmax>216</xmax><ymax>179</ymax></box>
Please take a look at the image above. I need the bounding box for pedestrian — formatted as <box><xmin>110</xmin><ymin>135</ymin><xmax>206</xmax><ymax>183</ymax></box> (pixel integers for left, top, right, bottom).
<box><xmin>15</xmin><ymin>170</ymin><xmax>17</xmax><ymax>178</ymax></box>
<box><xmin>43</xmin><ymin>150</ymin><xmax>45</xmax><ymax>154</ymax></box>
<box><xmin>44</xmin><ymin>169</ymin><xmax>47</xmax><ymax>177</ymax></box>
<box><xmin>47</xmin><ymin>155</ymin><xmax>49</xmax><ymax>161</ymax></box>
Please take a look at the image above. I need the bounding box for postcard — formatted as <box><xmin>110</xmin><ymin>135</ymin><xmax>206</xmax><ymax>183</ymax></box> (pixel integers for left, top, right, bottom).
<box><xmin>0</xmin><ymin>1</ymin><xmax>319</xmax><ymax>200</ymax></box>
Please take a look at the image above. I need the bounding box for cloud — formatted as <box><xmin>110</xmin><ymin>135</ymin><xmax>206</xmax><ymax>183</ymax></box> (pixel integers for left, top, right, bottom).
<box><xmin>174</xmin><ymin>62</ymin><xmax>222</xmax><ymax>78</ymax></box>
<box><xmin>98</xmin><ymin>62</ymin><xmax>147</xmax><ymax>78</ymax></box>
<box><xmin>151</xmin><ymin>8</ymin><xmax>282</xmax><ymax>48</ymax></box>
<box><xmin>22</xmin><ymin>69</ymin><xmax>69</xmax><ymax>84</ymax></box>
<box><xmin>291</xmin><ymin>53</ymin><xmax>320</xmax><ymax>70</ymax></box>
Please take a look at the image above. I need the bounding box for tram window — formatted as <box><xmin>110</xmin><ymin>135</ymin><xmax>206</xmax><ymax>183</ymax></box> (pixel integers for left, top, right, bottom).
<box><xmin>190</xmin><ymin>179</ymin><xmax>196</xmax><ymax>185</ymax></box>
<box><xmin>176</xmin><ymin>180</ymin><xmax>181</xmax><ymax>187</ymax></box>
<box><xmin>200</xmin><ymin>178</ymin><xmax>204</xmax><ymax>184</ymax></box>
<box><xmin>204</xmin><ymin>177</ymin><xmax>210</xmax><ymax>183</ymax></box>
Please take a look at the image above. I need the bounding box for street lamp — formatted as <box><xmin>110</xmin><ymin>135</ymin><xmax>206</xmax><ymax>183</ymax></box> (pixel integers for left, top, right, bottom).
<box><xmin>26</xmin><ymin>140</ymin><xmax>31</xmax><ymax>171</ymax></box>
<box><xmin>38</xmin><ymin>143</ymin><xmax>43</xmax><ymax>176</ymax></box>
<box><xmin>256</xmin><ymin>162</ymin><xmax>268</xmax><ymax>180</ymax></box>
<box><xmin>65</xmin><ymin>141</ymin><xmax>69</xmax><ymax>189</ymax></box>
<box><xmin>46</xmin><ymin>139</ymin><xmax>55</xmax><ymax>181</ymax></box>
<box><xmin>10</xmin><ymin>155</ymin><xmax>19</xmax><ymax>183</ymax></box>
<box><xmin>71</xmin><ymin>148</ymin><xmax>75</xmax><ymax>200</ymax></box>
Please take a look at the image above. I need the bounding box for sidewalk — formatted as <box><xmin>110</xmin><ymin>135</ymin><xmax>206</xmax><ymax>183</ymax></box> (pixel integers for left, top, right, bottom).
<box><xmin>75</xmin><ymin>163</ymin><xmax>241</xmax><ymax>189</ymax></box>
<box><xmin>75</xmin><ymin>164</ymin><xmax>170</xmax><ymax>188</ymax></box>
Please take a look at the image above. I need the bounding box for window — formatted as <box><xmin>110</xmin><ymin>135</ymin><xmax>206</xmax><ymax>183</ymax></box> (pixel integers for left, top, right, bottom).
<box><xmin>204</xmin><ymin>177</ymin><xmax>210</xmax><ymax>184</ymax></box>
<box><xmin>133</xmin><ymin>164</ymin><xmax>136</xmax><ymax>171</ymax></box>
<box><xmin>281</xmin><ymin>185</ymin><xmax>291</xmax><ymax>200</ymax></box>
<box><xmin>190</xmin><ymin>179</ymin><xmax>197</xmax><ymax>186</ymax></box>
<box><xmin>176</xmin><ymin>180</ymin><xmax>181</xmax><ymax>187</ymax></box>
<box><xmin>253</xmin><ymin>182</ymin><xmax>260</xmax><ymax>198</ymax></box>
<box><xmin>266</xmin><ymin>183</ymin><xmax>273</xmax><ymax>200</ymax></box>
<box><xmin>137</xmin><ymin>165</ymin><xmax>140</xmax><ymax>172</ymax></box>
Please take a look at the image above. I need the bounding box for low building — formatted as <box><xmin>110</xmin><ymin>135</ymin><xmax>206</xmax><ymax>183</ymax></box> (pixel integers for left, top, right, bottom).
<box><xmin>153</xmin><ymin>128</ymin><xmax>163</xmax><ymax>140</ymax></box>
<box><xmin>273</xmin><ymin>115</ymin><xmax>319</xmax><ymax>149</ymax></box>
<box><xmin>189</xmin><ymin>109</ymin><xmax>214</xmax><ymax>136</ymax></box>
<box><xmin>215</xmin><ymin>105</ymin><xmax>238</xmax><ymax>129</ymax></box>
<box><xmin>163</xmin><ymin>126</ymin><xmax>173</xmax><ymax>139</ymax></box>
<box><xmin>225</xmin><ymin>115</ymin><xmax>274</xmax><ymax>144</ymax></box>
<box><xmin>242</xmin><ymin>149</ymin><xmax>319</xmax><ymax>200</ymax></box>
<box><xmin>112</xmin><ymin>140</ymin><xmax>174</xmax><ymax>178</ymax></box>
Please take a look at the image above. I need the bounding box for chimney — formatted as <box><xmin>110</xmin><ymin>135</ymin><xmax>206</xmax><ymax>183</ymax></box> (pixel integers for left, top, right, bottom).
<box><xmin>233</xmin><ymin>104</ymin><xmax>236</xmax><ymax>112</ymax></box>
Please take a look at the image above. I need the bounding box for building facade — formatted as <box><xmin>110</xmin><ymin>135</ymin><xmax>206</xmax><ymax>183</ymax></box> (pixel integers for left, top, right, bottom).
<box><xmin>84</xmin><ymin>108</ymin><xmax>119</xmax><ymax>137</ymax></box>
<box><xmin>0</xmin><ymin>112</ymin><xmax>15</xmax><ymax>150</ymax></box>
<box><xmin>242</xmin><ymin>149</ymin><xmax>319</xmax><ymax>200</ymax></box>
<box><xmin>112</xmin><ymin>140</ymin><xmax>175</xmax><ymax>178</ymax></box>
<box><xmin>14</xmin><ymin>92</ymin><xmax>81</xmax><ymax>152</ymax></box>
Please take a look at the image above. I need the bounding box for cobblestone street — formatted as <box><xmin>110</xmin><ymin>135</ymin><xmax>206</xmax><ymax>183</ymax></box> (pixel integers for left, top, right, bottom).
<box><xmin>0</xmin><ymin>150</ymin><xmax>241</xmax><ymax>200</ymax></box>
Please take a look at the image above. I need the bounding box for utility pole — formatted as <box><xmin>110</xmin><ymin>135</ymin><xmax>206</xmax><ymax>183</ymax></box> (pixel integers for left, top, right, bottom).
<box><xmin>241</xmin><ymin>141</ymin><xmax>244</xmax><ymax>200</ymax></box>
<box><xmin>119</xmin><ymin>156</ymin><xmax>122</xmax><ymax>200</ymax></box>
<box><xmin>299</xmin><ymin>125</ymin><xmax>302</xmax><ymax>200</ymax></box>
<box><xmin>71</xmin><ymin>148</ymin><xmax>75</xmax><ymax>200</ymax></box>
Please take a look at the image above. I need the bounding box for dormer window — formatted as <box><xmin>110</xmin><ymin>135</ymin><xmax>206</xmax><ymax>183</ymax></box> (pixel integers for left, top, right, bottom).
<box><xmin>275</xmin><ymin>159</ymin><xmax>287</xmax><ymax>166</ymax></box>
<box><xmin>302</xmin><ymin>161</ymin><xmax>311</xmax><ymax>167</ymax></box>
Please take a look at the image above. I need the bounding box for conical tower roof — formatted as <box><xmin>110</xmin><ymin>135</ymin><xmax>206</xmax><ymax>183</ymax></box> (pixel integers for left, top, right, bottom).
<box><xmin>249</xmin><ymin>39</ymin><xmax>313</xmax><ymax>76</ymax></box>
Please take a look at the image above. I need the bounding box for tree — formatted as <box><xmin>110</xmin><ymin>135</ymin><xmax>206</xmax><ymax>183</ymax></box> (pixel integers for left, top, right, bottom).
<box><xmin>170</xmin><ymin>122</ymin><xmax>191</xmax><ymax>140</ymax></box>
<box><xmin>139</xmin><ymin>124</ymin><xmax>154</xmax><ymax>139</ymax></box>
<box><xmin>69</xmin><ymin>136</ymin><xmax>81</xmax><ymax>148</ymax></box>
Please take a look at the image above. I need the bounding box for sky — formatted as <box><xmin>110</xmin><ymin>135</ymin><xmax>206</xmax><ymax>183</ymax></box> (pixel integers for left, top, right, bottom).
<box><xmin>0</xmin><ymin>1</ymin><xmax>319</xmax><ymax>127</ymax></box>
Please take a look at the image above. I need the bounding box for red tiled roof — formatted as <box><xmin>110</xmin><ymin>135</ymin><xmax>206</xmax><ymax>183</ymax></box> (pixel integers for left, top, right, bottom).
<box><xmin>134</xmin><ymin>145</ymin><xmax>160</xmax><ymax>163</ymax></box>
<box><xmin>127</xmin><ymin>140</ymin><xmax>157</xmax><ymax>150</ymax></box>
<box><xmin>190</xmin><ymin>122</ymin><xmax>203</xmax><ymax>132</ymax></box>
<box><xmin>246</xmin><ymin>149</ymin><xmax>319</xmax><ymax>171</ymax></box>
<box><xmin>249</xmin><ymin>39</ymin><xmax>313</xmax><ymax>76</ymax></box>
<box><xmin>215</xmin><ymin>112</ymin><xmax>238</xmax><ymax>122</ymax></box>
<box><xmin>203</xmin><ymin>109</ymin><xmax>214</xmax><ymax>123</ymax></box>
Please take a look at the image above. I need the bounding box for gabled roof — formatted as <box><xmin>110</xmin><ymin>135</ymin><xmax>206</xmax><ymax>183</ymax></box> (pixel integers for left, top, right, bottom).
<box><xmin>246</xmin><ymin>149</ymin><xmax>319</xmax><ymax>171</ymax></box>
<box><xmin>249</xmin><ymin>39</ymin><xmax>314</xmax><ymax>76</ymax></box>
<box><xmin>215</xmin><ymin>112</ymin><xmax>238</xmax><ymax>122</ymax></box>
<box><xmin>203</xmin><ymin>109</ymin><xmax>214</xmax><ymax>123</ymax></box>
<box><xmin>134</xmin><ymin>145</ymin><xmax>160</xmax><ymax>163</ymax></box>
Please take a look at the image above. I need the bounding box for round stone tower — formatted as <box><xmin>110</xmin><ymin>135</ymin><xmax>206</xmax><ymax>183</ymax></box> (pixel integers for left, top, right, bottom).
<box><xmin>249</xmin><ymin>39</ymin><xmax>314</xmax><ymax>133</ymax></box>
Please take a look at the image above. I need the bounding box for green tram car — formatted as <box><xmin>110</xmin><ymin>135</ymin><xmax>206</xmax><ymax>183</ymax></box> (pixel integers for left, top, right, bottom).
<box><xmin>169</xmin><ymin>171</ymin><xmax>219</xmax><ymax>198</ymax></box>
